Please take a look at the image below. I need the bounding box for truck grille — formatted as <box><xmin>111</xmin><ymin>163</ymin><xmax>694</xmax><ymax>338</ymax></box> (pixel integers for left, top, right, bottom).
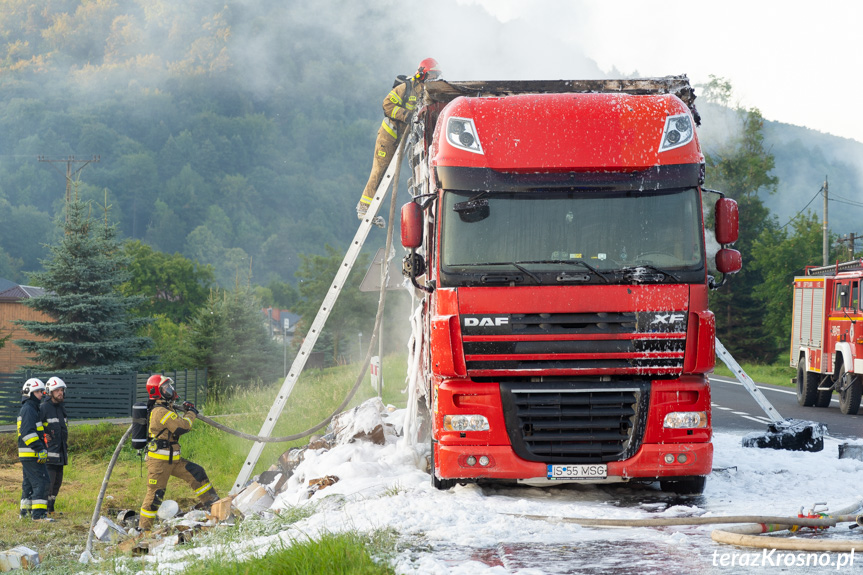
<box><xmin>500</xmin><ymin>381</ymin><xmax>649</xmax><ymax>463</ymax></box>
<box><xmin>462</xmin><ymin>312</ymin><xmax>686</xmax><ymax>376</ymax></box>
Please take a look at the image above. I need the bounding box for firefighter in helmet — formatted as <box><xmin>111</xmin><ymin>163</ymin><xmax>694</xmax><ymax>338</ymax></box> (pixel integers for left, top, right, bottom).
<box><xmin>18</xmin><ymin>378</ymin><xmax>51</xmax><ymax>521</ymax></box>
<box><xmin>139</xmin><ymin>374</ymin><xmax>218</xmax><ymax>531</ymax></box>
<box><xmin>356</xmin><ymin>57</ymin><xmax>441</xmax><ymax>227</ymax></box>
<box><xmin>40</xmin><ymin>376</ymin><xmax>69</xmax><ymax>515</ymax></box>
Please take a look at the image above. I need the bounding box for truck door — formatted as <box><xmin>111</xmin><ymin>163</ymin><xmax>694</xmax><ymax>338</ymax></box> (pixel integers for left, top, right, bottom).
<box><xmin>831</xmin><ymin>280</ymin><xmax>853</xmax><ymax>347</ymax></box>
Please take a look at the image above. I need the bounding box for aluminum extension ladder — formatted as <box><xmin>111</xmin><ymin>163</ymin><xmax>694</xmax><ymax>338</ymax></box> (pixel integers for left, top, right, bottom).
<box><xmin>230</xmin><ymin>151</ymin><xmax>402</xmax><ymax>493</ymax></box>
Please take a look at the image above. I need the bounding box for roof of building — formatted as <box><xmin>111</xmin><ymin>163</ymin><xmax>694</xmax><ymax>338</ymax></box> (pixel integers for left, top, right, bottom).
<box><xmin>0</xmin><ymin>278</ymin><xmax>15</xmax><ymax>292</ymax></box>
<box><xmin>0</xmin><ymin>285</ymin><xmax>46</xmax><ymax>301</ymax></box>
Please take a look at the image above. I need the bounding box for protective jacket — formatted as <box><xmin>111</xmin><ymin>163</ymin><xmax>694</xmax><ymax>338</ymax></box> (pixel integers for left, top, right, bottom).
<box><xmin>147</xmin><ymin>402</ymin><xmax>195</xmax><ymax>462</ymax></box>
<box><xmin>17</xmin><ymin>395</ymin><xmax>47</xmax><ymax>461</ymax></box>
<box><xmin>380</xmin><ymin>75</ymin><xmax>423</xmax><ymax>139</ymax></box>
<box><xmin>40</xmin><ymin>399</ymin><xmax>68</xmax><ymax>465</ymax></box>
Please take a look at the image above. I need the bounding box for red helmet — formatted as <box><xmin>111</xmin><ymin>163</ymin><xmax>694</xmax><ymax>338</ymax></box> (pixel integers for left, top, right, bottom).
<box><xmin>415</xmin><ymin>58</ymin><xmax>441</xmax><ymax>82</ymax></box>
<box><xmin>146</xmin><ymin>374</ymin><xmax>177</xmax><ymax>401</ymax></box>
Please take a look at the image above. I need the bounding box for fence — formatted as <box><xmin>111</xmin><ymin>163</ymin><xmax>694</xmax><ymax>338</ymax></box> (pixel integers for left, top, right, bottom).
<box><xmin>0</xmin><ymin>369</ymin><xmax>207</xmax><ymax>425</ymax></box>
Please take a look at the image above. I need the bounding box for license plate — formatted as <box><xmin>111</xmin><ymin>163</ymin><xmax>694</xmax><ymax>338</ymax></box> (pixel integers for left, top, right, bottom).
<box><xmin>547</xmin><ymin>464</ymin><xmax>607</xmax><ymax>480</ymax></box>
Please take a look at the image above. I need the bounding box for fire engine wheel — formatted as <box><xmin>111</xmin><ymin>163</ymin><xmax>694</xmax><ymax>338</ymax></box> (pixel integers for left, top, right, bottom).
<box><xmin>796</xmin><ymin>361</ymin><xmax>820</xmax><ymax>407</ymax></box>
<box><xmin>838</xmin><ymin>365</ymin><xmax>862</xmax><ymax>415</ymax></box>
<box><xmin>659</xmin><ymin>476</ymin><xmax>706</xmax><ymax>495</ymax></box>
<box><xmin>430</xmin><ymin>443</ymin><xmax>456</xmax><ymax>491</ymax></box>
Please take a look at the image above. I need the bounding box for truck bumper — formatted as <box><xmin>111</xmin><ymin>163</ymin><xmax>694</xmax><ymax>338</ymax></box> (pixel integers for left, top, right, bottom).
<box><xmin>435</xmin><ymin>441</ymin><xmax>712</xmax><ymax>483</ymax></box>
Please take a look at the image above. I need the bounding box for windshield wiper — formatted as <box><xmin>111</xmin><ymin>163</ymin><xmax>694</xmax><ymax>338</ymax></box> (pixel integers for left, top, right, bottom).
<box><xmin>514</xmin><ymin>260</ymin><xmax>610</xmax><ymax>283</ymax></box>
<box><xmin>620</xmin><ymin>264</ymin><xmax>680</xmax><ymax>282</ymax></box>
<box><xmin>459</xmin><ymin>262</ymin><xmax>541</xmax><ymax>284</ymax></box>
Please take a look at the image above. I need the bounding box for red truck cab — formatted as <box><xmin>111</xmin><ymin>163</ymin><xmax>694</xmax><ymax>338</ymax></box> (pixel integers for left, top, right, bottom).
<box><xmin>401</xmin><ymin>77</ymin><xmax>740</xmax><ymax>494</ymax></box>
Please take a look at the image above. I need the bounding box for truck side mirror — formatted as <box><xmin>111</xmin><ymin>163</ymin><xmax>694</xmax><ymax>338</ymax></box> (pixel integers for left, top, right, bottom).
<box><xmin>401</xmin><ymin>202</ymin><xmax>423</xmax><ymax>249</ymax></box>
<box><xmin>715</xmin><ymin>248</ymin><xmax>742</xmax><ymax>275</ymax></box>
<box><xmin>715</xmin><ymin>197</ymin><xmax>739</xmax><ymax>244</ymax></box>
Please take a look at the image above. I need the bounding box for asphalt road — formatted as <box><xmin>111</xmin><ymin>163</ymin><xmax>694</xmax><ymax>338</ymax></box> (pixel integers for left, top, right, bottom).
<box><xmin>709</xmin><ymin>375</ymin><xmax>863</xmax><ymax>442</ymax></box>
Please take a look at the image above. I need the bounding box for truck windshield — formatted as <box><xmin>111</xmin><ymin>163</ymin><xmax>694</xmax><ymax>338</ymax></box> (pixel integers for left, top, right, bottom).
<box><xmin>440</xmin><ymin>188</ymin><xmax>705</xmax><ymax>286</ymax></box>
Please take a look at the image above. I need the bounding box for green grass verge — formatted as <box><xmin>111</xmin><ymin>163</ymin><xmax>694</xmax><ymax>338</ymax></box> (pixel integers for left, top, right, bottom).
<box><xmin>185</xmin><ymin>529</ymin><xmax>398</xmax><ymax>575</ymax></box>
<box><xmin>712</xmin><ymin>360</ymin><xmax>796</xmax><ymax>388</ymax></box>
<box><xmin>0</xmin><ymin>354</ymin><xmax>410</xmax><ymax>574</ymax></box>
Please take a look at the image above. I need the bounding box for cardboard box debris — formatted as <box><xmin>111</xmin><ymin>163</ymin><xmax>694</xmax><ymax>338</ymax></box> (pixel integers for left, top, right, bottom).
<box><xmin>0</xmin><ymin>546</ymin><xmax>40</xmax><ymax>572</ymax></box>
<box><xmin>308</xmin><ymin>475</ymin><xmax>339</xmax><ymax>495</ymax></box>
<box><xmin>93</xmin><ymin>516</ymin><xmax>127</xmax><ymax>543</ymax></box>
<box><xmin>208</xmin><ymin>496</ymin><xmax>236</xmax><ymax>522</ymax></box>
<box><xmin>232</xmin><ymin>482</ymin><xmax>274</xmax><ymax>515</ymax></box>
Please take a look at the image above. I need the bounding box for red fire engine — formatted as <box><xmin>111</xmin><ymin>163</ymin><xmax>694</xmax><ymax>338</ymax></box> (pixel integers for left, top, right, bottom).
<box><xmin>400</xmin><ymin>77</ymin><xmax>741</xmax><ymax>494</ymax></box>
<box><xmin>792</xmin><ymin>259</ymin><xmax>863</xmax><ymax>415</ymax></box>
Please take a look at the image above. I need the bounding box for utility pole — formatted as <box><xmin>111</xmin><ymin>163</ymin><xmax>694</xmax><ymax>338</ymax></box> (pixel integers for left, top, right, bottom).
<box><xmin>822</xmin><ymin>176</ymin><xmax>829</xmax><ymax>266</ymax></box>
<box><xmin>838</xmin><ymin>233</ymin><xmax>862</xmax><ymax>260</ymax></box>
<box><xmin>38</xmin><ymin>155</ymin><xmax>100</xmax><ymax>205</ymax></box>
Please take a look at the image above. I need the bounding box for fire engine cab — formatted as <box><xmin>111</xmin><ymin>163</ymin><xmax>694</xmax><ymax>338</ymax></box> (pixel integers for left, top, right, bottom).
<box><xmin>791</xmin><ymin>259</ymin><xmax>863</xmax><ymax>415</ymax></box>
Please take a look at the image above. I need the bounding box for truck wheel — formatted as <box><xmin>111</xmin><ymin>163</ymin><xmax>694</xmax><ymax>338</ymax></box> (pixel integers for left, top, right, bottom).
<box><xmin>838</xmin><ymin>367</ymin><xmax>862</xmax><ymax>415</ymax></box>
<box><xmin>430</xmin><ymin>443</ymin><xmax>456</xmax><ymax>491</ymax></box>
<box><xmin>659</xmin><ymin>476</ymin><xmax>706</xmax><ymax>495</ymax></box>
<box><xmin>797</xmin><ymin>361</ymin><xmax>819</xmax><ymax>407</ymax></box>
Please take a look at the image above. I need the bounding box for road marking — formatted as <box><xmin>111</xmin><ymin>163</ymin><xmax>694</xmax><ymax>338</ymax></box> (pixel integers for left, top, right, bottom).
<box><xmin>732</xmin><ymin>411</ymin><xmax>750</xmax><ymax>416</ymax></box>
<box><xmin>710</xmin><ymin>375</ymin><xmax>838</xmax><ymax>404</ymax></box>
<box><xmin>740</xmin><ymin>415</ymin><xmax>773</xmax><ymax>425</ymax></box>
<box><xmin>712</xmin><ymin>405</ymin><xmax>732</xmax><ymax>411</ymax></box>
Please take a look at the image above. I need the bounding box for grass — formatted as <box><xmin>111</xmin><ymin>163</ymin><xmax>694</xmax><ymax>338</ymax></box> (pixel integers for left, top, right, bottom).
<box><xmin>0</xmin><ymin>354</ymin><xmax>410</xmax><ymax>574</ymax></box>
<box><xmin>185</xmin><ymin>529</ymin><xmax>398</xmax><ymax>575</ymax></box>
<box><xmin>712</xmin><ymin>359</ymin><xmax>796</xmax><ymax>388</ymax></box>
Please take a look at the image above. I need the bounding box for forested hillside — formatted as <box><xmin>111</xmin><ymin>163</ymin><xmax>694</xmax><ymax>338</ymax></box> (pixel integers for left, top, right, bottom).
<box><xmin>0</xmin><ymin>0</ymin><xmax>411</xmax><ymax>286</ymax></box>
<box><xmin>0</xmin><ymin>0</ymin><xmax>861</xmax><ymax>326</ymax></box>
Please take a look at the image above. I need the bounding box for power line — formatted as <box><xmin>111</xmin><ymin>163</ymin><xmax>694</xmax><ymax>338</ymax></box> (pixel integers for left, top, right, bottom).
<box><xmin>779</xmin><ymin>186</ymin><xmax>823</xmax><ymax>229</ymax></box>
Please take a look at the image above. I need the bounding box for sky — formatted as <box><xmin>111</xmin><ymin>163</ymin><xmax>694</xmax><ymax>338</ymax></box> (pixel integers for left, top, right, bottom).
<box><xmin>426</xmin><ymin>0</ymin><xmax>863</xmax><ymax>145</ymax></box>
<box><xmin>134</xmin><ymin>397</ymin><xmax>863</xmax><ymax>574</ymax></box>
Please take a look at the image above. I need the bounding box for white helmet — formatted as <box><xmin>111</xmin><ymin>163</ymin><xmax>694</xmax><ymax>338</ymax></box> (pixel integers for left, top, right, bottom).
<box><xmin>46</xmin><ymin>376</ymin><xmax>66</xmax><ymax>392</ymax></box>
<box><xmin>23</xmin><ymin>378</ymin><xmax>46</xmax><ymax>397</ymax></box>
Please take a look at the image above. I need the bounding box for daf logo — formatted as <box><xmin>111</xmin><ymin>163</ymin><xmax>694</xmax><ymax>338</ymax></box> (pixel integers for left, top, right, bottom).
<box><xmin>651</xmin><ymin>313</ymin><xmax>685</xmax><ymax>325</ymax></box>
<box><xmin>464</xmin><ymin>317</ymin><xmax>509</xmax><ymax>327</ymax></box>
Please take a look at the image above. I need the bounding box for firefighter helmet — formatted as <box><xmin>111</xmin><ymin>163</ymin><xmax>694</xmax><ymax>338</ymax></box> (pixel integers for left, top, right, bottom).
<box><xmin>46</xmin><ymin>376</ymin><xmax>66</xmax><ymax>392</ymax></box>
<box><xmin>146</xmin><ymin>374</ymin><xmax>177</xmax><ymax>401</ymax></box>
<box><xmin>23</xmin><ymin>378</ymin><xmax>46</xmax><ymax>397</ymax></box>
<box><xmin>415</xmin><ymin>58</ymin><xmax>441</xmax><ymax>82</ymax></box>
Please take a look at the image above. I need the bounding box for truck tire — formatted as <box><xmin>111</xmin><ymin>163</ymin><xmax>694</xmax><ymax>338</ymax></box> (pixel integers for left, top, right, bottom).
<box><xmin>838</xmin><ymin>365</ymin><xmax>862</xmax><ymax>415</ymax></box>
<box><xmin>659</xmin><ymin>476</ymin><xmax>706</xmax><ymax>495</ymax></box>
<box><xmin>430</xmin><ymin>443</ymin><xmax>456</xmax><ymax>491</ymax></box>
<box><xmin>796</xmin><ymin>361</ymin><xmax>819</xmax><ymax>407</ymax></box>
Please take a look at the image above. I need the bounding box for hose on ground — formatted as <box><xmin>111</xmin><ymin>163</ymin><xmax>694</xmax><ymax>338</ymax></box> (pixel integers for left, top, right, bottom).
<box><xmin>80</xmin><ymin>423</ymin><xmax>133</xmax><ymax>563</ymax></box>
<box><xmin>510</xmin><ymin>499</ymin><xmax>863</xmax><ymax>552</ymax></box>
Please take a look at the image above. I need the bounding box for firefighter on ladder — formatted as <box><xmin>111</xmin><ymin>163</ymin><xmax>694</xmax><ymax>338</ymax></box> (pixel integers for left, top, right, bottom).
<box><xmin>356</xmin><ymin>57</ymin><xmax>441</xmax><ymax>227</ymax></box>
<box><xmin>139</xmin><ymin>375</ymin><xmax>218</xmax><ymax>532</ymax></box>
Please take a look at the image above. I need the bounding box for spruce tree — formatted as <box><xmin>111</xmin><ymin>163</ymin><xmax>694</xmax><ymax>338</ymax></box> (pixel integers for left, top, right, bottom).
<box><xmin>15</xmin><ymin>198</ymin><xmax>153</xmax><ymax>372</ymax></box>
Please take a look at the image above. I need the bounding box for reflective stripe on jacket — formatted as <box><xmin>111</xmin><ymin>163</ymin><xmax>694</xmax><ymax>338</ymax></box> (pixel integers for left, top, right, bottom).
<box><xmin>17</xmin><ymin>396</ymin><xmax>46</xmax><ymax>461</ymax></box>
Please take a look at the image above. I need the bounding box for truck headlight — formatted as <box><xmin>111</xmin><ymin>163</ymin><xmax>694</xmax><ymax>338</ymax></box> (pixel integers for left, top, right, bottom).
<box><xmin>663</xmin><ymin>411</ymin><xmax>707</xmax><ymax>429</ymax></box>
<box><xmin>446</xmin><ymin>117</ymin><xmax>484</xmax><ymax>155</ymax></box>
<box><xmin>444</xmin><ymin>414</ymin><xmax>490</xmax><ymax>431</ymax></box>
<box><xmin>658</xmin><ymin>114</ymin><xmax>693</xmax><ymax>152</ymax></box>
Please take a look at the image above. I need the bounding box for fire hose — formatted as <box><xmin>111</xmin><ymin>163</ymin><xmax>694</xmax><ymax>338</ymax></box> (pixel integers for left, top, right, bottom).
<box><xmin>506</xmin><ymin>499</ymin><xmax>863</xmax><ymax>552</ymax></box>
<box><xmin>81</xmin><ymin>132</ymin><xmax>409</xmax><ymax>563</ymax></box>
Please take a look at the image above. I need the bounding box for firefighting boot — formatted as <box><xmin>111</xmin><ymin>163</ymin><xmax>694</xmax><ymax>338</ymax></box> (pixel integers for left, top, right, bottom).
<box><xmin>356</xmin><ymin>201</ymin><xmax>385</xmax><ymax>228</ymax></box>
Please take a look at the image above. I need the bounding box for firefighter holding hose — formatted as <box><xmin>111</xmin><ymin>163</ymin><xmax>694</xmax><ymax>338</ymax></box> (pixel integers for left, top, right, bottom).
<box><xmin>139</xmin><ymin>374</ymin><xmax>218</xmax><ymax>532</ymax></box>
